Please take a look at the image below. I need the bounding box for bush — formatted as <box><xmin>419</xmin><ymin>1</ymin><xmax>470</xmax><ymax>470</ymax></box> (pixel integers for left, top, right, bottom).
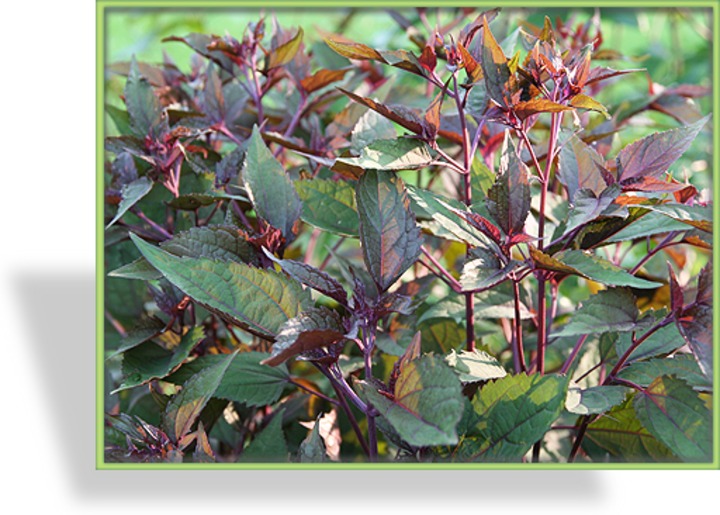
<box><xmin>102</xmin><ymin>7</ymin><xmax>713</xmax><ymax>465</ymax></box>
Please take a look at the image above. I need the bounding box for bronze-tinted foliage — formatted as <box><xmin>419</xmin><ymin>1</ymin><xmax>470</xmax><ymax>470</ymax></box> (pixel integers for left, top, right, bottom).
<box><xmin>104</xmin><ymin>8</ymin><xmax>712</xmax><ymax>465</ymax></box>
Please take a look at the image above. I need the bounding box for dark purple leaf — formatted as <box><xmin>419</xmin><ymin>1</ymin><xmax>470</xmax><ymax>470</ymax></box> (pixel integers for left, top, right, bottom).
<box><xmin>616</xmin><ymin>115</ymin><xmax>710</xmax><ymax>182</ymax></box>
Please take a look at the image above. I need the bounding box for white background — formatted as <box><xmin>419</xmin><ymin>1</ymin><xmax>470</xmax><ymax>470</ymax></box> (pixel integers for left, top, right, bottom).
<box><xmin>0</xmin><ymin>0</ymin><xmax>716</xmax><ymax>512</ymax></box>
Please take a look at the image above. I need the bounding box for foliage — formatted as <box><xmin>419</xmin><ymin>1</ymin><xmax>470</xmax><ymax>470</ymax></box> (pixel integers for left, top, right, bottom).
<box><xmin>103</xmin><ymin>7</ymin><xmax>713</xmax><ymax>464</ymax></box>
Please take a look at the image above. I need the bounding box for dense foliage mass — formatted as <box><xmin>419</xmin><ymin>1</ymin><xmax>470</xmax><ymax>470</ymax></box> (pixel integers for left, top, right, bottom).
<box><xmin>103</xmin><ymin>7</ymin><xmax>713</xmax><ymax>464</ymax></box>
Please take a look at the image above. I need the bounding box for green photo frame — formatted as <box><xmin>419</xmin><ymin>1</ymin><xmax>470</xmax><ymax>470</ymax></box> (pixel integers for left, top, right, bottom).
<box><xmin>97</xmin><ymin>0</ymin><xmax>719</xmax><ymax>469</ymax></box>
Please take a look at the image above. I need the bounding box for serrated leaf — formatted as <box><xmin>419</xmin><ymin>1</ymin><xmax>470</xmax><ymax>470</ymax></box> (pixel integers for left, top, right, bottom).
<box><xmin>617</xmin><ymin>115</ymin><xmax>710</xmax><ymax>182</ymax></box>
<box><xmin>159</xmin><ymin>225</ymin><xmax>259</xmax><ymax>265</ymax></box>
<box><xmin>558</xmin><ymin>135</ymin><xmax>610</xmax><ymax>200</ymax></box>
<box><xmin>266</xmin><ymin>27</ymin><xmax>303</xmax><ymax>70</ymax></box>
<box><xmin>605</xmin><ymin>210</ymin><xmax>693</xmax><ymax>243</ymax></box>
<box><xmin>166</xmin><ymin>352</ymin><xmax>290</xmax><ymax>407</ymax></box>
<box><xmin>261</xmin><ymin>307</ymin><xmax>346</xmax><ymax>366</ymax></box>
<box><xmin>634</xmin><ymin>375</ymin><xmax>712</xmax><ymax>462</ymax></box>
<box><xmin>163</xmin><ymin>350</ymin><xmax>237</xmax><ymax>442</ymax></box>
<box><xmin>563</xmin><ymin>185</ymin><xmax>621</xmax><ymax>235</ymax></box>
<box><xmin>125</xmin><ymin>57</ymin><xmax>166</xmax><ymax>138</ymax></box>
<box><xmin>407</xmin><ymin>185</ymin><xmax>494</xmax><ymax>248</ymax></box>
<box><xmin>265</xmin><ymin>250</ymin><xmax>347</xmax><ymax>305</ymax></box>
<box><xmin>460</xmin><ymin>254</ymin><xmax>518</xmax><ymax>292</ymax></box>
<box><xmin>445</xmin><ymin>349</ymin><xmax>507</xmax><ymax>383</ymax></box>
<box><xmin>357</xmin><ymin>171</ymin><xmax>423</xmax><ymax>292</ymax></box>
<box><xmin>553</xmin><ymin>249</ymin><xmax>663</xmax><ymax>289</ymax></box>
<box><xmin>552</xmin><ymin>288</ymin><xmax>649</xmax><ymax>337</ymax></box>
<box><xmin>617</xmin><ymin>354</ymin><xmax>712</xmax><ymax>390</ymax></box>
<box><xmin>240</xmin><ymin>411</ymin><xmax>288</xmax><ymax>462</ymax></box>
<box><xmin>566</xmin><ymin>385</ymin><xmax>628</xmax><ymax>415</ymax></box>
<box><xmin>361</xmin><ymin>355</ymin><xmax>464</xmax><ymax>446</ymax></box>
<box><xmin>644</xmin><ymin>203</ymin><xmax>712</xmax><ymax>233</ymax></box>
<box><xmin>337</xmin><ymin>138</ymin><xmax>434</xmax><ymax>171</ymax></box>
<box><xmin>242</xmin><ymin>125</ymin><xmax>302</xmax><ymax>240</ymax></box>
<box><xmin>486</xmin><ymin>133</ymin><xmax>531</xmax><ymax>236</ymax></box>
<box><xmin>585</xmin><ymin>397</ymin><xmax>677</xmax><ymax>461</ymax></box>
<box><xmin>454</xmin><ymin>373</ymin><xmax>568</xmax><ymax>461</ymax></box>
<box><xmin>131</xmin><ymin>234</ymin><xmax>311</xmax><ymax>339</ymax></box>
<box><xmin>106</xmin><ymin>317</ymin><xmax>167</xmax><ymax>359</ymax></box>
<box><xmin>614</xmin><ymin>322</ymin><xmax>685</xmax><ymax>363</ymax></box>
<box><xmin>295</xmin><ymin>178</ymin><xmax>359</xmax><ymax>236</ymax></box>
<box><xmin>115</xmin><ymin>327</ymin><xmax>205</xmax><ymax>393</ymax></box>
<box><xmin>107</xmin><ymin>176</ymin><xmax>153</xmax><ymax>228</ymax></box>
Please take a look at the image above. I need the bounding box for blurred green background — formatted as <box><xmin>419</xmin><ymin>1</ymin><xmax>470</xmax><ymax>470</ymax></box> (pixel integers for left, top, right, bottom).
<box><xmin>104</xmin><ymin>6</ymin><xmax>713</xmax><ymax>188</ymax></box>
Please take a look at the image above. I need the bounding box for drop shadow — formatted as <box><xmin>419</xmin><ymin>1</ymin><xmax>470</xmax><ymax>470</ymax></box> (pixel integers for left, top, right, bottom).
<box><xmin>15</xmin><ymin>271</ymin><xmax>604</xmax><ymax>505</ymax></box>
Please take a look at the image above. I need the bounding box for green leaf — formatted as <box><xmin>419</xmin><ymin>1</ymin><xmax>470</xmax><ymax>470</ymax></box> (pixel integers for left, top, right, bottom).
<box><xmin>107</xmin><ymin>176</ymin><xmax>153</xmax><ymax>228</ymax></box>
<box><xmin>240</xmin><ymin>411</ymin><xmax>288</xmax><ymax>462</ymax></box>
<box><xmin>614</xmin><ymin>322</ymin><xmax>685</xmax><ymax>363</ymax></box>
<box><xmin>131</xmin><ymin>233</ymin><xmax>311</xmax><ymax>339</ymax></box>
<box><xmin>106</xmin><ymin>317</ymin><xmax>166</xmax><ymax>359</ymax></box>
<box><xmin>166</xmin><ymin>352</ymin><xmax>290</xmax><ymax>407</ymax></box>
<box><xmin>445</xmin><ymin>349</ymin><xmax>507</xmax><ymax>384</ymax></box>
<box><xmin>418</xmin><ymin>318</ymin><xmax>466</xmax><ymax>354</ymax></box>
<box><xmin>108</xmin><ymin>257</ymin><xmax>163</xmax><ymax>280</ymax></box>
<box><xmin>336</xmin><ymin>138</ymin><xmax>434</xmax><ymax>171</ymax></box>
<box><xmin>566</xmin><ymin>385</ymin><xmax>628</xmax><ymax>415</ymax></box>
<box><xmin>617</xmin><ymin>354</ymin><xmax>712</xmax><ymax>390</ymax></box>
<box><xmin>266</xmin><ymin>27</ymin><xmax>303</xmax><ymax>70</ymax></box>
<box><xmin>242</xmin><ymin>125</ymin><xmax>302</xmax><ymax>240</ymax></box>
<box><xmin>584</xmin><ymin>398</ymin><xmax>677</xmax><ymax>461</ymax></box>
<box><xmin>471</xmin><ymin>159</ymin><xmax>495</xmax><ymax>198</ymax></box>
<box><xmin>460</xmin><ymin>252</ymin><xmax>518</xmax><ymax>292</ymax></box>
<box><xmin>125</xmin><ymin>57</ymin><xmax>166</xmax><ymax>138</ymax></box>
<box><xmin>644</xmin><ymin>203</ymin><xmax>712</xmax><ymax>233</ymax></box>
<box><xmin>605</xmin><ymin>210</ymin><xmax>693</xmax><ymax>243</ymax></box>
<box><xmin>553</xmin><ymin>249</ymin><xmax>663</xmax><ymax>289</ymax></box>
<box><xmin>633</xmin><ymin>376</ymin><xmax>712</xmax><ymax>462</ymax></box>
<box><xmin>617</xmin><ymin>115</ymin><xmax>710</xmax><ymax>182</ymax></box>
<box><xmin>486</xmin><ymin>133</ymin><xmax>531</xmax><ymax>236</ymax></box>
<box><xmin>454</xmin><ymin>373</ymin><xmax>568</xmax><ymax>461</ymax></box>
<box><xmin>552</xmin><ymin>288</ymin><xmax>649</xmax><ymax>338</ymax></box>
<box><xmin>163</xmin><ymin>350</ymin><xmax>237</xmax><ymax>442</ymax></box>
<box><xmin>407</xmin><ymin>185</ymin><xmax>491</xmax><ymax>247</ymax></box>
<box><xmin>356</xmin><ymin>171</ymin><xmax>423</xmax><ymax>292</ymax></box>
<box><xmin>114</xmin><ymin>327</ymin><xmax>205</xmax><ymax>393</ymax></box>
<box><xmin>159</xmin><ymin>225</ymin><xmax>259</xmax><ymax>265</ymax></box>
<box><xmin>351</xmin><ymin>110</ymin><xmax>397</xmax><ymax>152</ymax></box>
<box><xmin>261</xmin><ymin>307</ymin><xmax>346</xmax><ymax>366</ymax></box>
<box><xmin>361</xmin><ymin>355</ymin><xmax>464</xmax><ymax>446</ymax></box>
<box><xmin>298</xmin><ymin>417</ymin><xmax>327</xmax><ymax>463</ymax></box>
<box><xmin>295</xmin><ymin>178</ymin><xmax>359</xmax><ymax>236</ymax></box>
